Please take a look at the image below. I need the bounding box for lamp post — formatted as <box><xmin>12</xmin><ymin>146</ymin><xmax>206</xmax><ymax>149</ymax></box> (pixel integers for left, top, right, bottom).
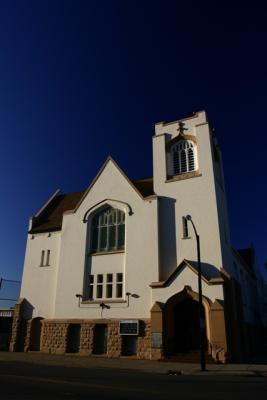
<box><xmin>186</xmin><ymin>215</ymin><xmax>206</xmax><ymax>372</ymax></box>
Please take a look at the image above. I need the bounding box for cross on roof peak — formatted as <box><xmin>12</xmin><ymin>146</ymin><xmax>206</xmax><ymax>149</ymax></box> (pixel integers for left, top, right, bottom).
<box><xmin>177</xmin><ymin>121</ymin><xmax>188</xmax><ymax>135</ymax></box>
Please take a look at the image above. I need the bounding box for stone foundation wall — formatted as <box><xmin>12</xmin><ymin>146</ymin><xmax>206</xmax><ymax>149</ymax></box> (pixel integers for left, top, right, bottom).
<box><xmin>9</xmin><ymin>299</ymin><xmax>27</xmax><ymax>352</ymax></box>
<box><xmin>137</xmin><ymin>320</ymin><xmax>151</xmax><ymax>359</ymax></box>
<box><xmin>79</xmin><ymin>323</ymin><xmax>94</xmax><ymax>355</ymax></box>
<box><xmin>41</xmin><ymin>321</ymin><xmax>69</xmax><ymax>354</ymax></box>
<box><xmin>37</xmin><ymin>319</ymin><xmax>151</xmax><ymax>359</ymax></box>
<box><xmin>107</xmin><ymin>321</ymin><xmax>122</xmax><ymax>358</ymax></box>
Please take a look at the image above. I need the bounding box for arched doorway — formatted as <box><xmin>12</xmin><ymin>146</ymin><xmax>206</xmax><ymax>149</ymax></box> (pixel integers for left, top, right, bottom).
<box><xmin>173</xmin><ymin>298</ymin><xmax>205</xmax><ymax>353</ymax></box>
<box><xmin>164</xmin><ymin>288</ymin><xmax>209</xmax><ymax>356</ymax></box>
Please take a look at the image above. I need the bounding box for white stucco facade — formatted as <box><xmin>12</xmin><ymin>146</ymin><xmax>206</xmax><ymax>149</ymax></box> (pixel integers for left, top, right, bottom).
<box><xmin>17</xmin><ymin>111</ymin><xmax>265</xmax><ymax>361</ymax></box>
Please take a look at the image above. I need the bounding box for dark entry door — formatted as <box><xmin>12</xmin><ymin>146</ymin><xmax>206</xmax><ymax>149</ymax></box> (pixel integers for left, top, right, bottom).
<box><xmin>67</xmin><ymin>324</ymin><xmax>81</xmax><ymax>353</ymax></box>
<box><xmin>93</xmin><ymin>324</ymin><xmax>107</xmax><ymax>354</ymax></box>
<box><xmin>30</xmin><ymin>318</ymin><xmax>42</xmax><ymax>351</ymax></box>
<box><xmin>121</xmin><ymin>336</ymin><xmax>137</xmax><ymax>356</ymax></box>
<box><xmin>174</xmin><ymin>299</ymin><xmax>206</xmax><ymax>352</ymax></box>
<box><xmin>0</xmin><ymin>317</ymin><xmax>13</xmax><ymax>351</ymax></box>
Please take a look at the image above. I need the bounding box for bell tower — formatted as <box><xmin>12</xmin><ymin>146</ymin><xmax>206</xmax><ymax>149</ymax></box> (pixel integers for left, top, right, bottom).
<box><xmin>152</xmin><ymin>111</ymin><xmax>232</xmax><ymax>279</ymax></box>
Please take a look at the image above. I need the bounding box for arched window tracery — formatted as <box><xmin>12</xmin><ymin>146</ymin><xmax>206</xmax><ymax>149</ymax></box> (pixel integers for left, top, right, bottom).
<box><xmin>91</xmin><ymin>207</ymin><xmax>125</xmax><ymax>253</ymax></box>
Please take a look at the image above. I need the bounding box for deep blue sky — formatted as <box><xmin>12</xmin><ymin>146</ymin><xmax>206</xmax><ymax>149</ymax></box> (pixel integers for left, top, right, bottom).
<box><xmin>0</xmin><ymin>1</ymin><xmax>266</xmax><ymax>306</ymax></box>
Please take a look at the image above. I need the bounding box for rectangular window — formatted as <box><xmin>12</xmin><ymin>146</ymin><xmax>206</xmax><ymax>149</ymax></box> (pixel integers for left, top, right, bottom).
<box><xmin>106</xmin><ymin>274</ymin><xmax>113</xmax><ymax>298</ymax></box>
<box><xmin>96</xmin><ymin>274</ymin><xmax>103</xmax><ymax>298</ymax></box>
<box><xmin>116</xmin><ymin>273</ymin><xmax>123</xmax><ymax>298</ymax></box>
<box><xmin>97</xmin><ymin>285</ymin><xmax>103</xmax><ymax>298</ymax></box>
<box><xmin>116</xmin><ymin>284</ymin><xmax>123</xmax><ymax>298</ymax></box>
<box><xmin>40</xmin><ymin>250</ymin><xmax>45</xmax><ymax>266</ymax></box>
<box><xmin>86</xmin><ymin>273</ymin><xmax>123</xmax><ymax>300</ymax></box>
<box><xmin>182</xmin><ymin>217</ymin><xmax>189</xmax><ymax>238</ymax></box>
<box><xmin>46</xmin><ymin>250</ymin><xmax>50</xmax><ymax>266</ymax></box>
<box><xmin>106</xmin><ymin>284</ymin><xmax>113</xmax><ymax>298</ymax></box>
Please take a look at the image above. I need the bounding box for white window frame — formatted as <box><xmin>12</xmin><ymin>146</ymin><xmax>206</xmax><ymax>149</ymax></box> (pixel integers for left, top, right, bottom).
<box><xmin>86</xmin><ymin>273</ymin><xmax>124</xmax><ymax>300</ymax></box>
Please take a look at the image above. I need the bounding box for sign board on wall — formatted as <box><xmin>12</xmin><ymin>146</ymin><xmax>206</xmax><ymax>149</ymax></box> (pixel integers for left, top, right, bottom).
<box><xmin>119</xmin><ymin>320</ymin><xmax>139</xmax><ymax>335</ymax></box>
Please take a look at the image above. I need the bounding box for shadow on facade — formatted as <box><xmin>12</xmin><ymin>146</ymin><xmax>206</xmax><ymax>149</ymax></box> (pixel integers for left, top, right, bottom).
<box><xmin>158</xmin><ymin>197</ymin><xmax>177</xmax><ymax>278</ymax></box>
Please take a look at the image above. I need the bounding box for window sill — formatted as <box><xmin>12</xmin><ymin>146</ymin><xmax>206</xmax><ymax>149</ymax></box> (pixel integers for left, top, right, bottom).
<box><xmin>166</xmin><ymin>171</ymin><xmax>202</xmax><ymax>182</ymax></box>
<box><xmin>81</xmin><ymin>299</ymin><xmax>127</xmax><ymax>304</ymax></box>
<box><xmin>89</xmin><ymin>250</ymin><xmax>125</xmax><ymax>256</ymax></box>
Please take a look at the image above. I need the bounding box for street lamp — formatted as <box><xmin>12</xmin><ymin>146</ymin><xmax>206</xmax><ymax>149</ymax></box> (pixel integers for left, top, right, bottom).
<box><xmin>186</xmin><ymin>215</ymin><xmax>206</xmax><ymax>372</ymax></box>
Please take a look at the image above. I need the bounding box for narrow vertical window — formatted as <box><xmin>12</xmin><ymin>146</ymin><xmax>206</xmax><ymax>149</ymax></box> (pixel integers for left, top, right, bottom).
<box><xmin>182</xmin><ymin>217</ymin><xmax>189</xmax><ymax>238</ymax></box>
<box><xmin>46</xmin><ymin>250</ymin><xmax>50</xmax><ymax>266</ymax></box>
<box><xmin>116</xmin><ymin>273</ymin><xmax>123</xmax><ymax>298</ymax></box>
<box><xmin>40</xmin><ymin>250</ymin><xmax>45</xmax><ymax>266</ymax></box>
<box><xmin>106</xmin><ymin>274</ymin><xmax>113</xmax><ymax>298</ymax></box>
<box><xmin>96</xmin><ymin>274</ymin><xmax>103</xmax><ymax>298</ymax></box>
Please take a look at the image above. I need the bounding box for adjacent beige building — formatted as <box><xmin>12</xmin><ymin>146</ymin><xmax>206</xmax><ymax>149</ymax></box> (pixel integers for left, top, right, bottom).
<box><xmin>11</xmin><ymin>111</ymin><xmax>266</xmax><ymax>362</ymax></box>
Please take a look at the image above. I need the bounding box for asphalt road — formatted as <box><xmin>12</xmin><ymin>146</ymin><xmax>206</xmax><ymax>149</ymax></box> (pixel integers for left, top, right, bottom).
<box><xmin>0</xmin><ymin>359</ymin><xmax>266</xmax><ymax>400</ymax></box>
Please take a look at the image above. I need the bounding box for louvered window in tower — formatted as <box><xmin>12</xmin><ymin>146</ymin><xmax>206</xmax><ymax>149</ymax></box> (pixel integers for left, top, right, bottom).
<box><xmin>180</xmin><ymin>150</ymin><xmax>187</xmax><ymax>173</ymax></box>
<box><xmin>188</xmin><ymin>148</ymin><xmax>195</xmax><ymax>171</ymax></box>
<box><xmin>173</xmin><ymin>151</ymin><xmax>180</xmax><ymax>174</ymax></box>
<box><xmin>172</xmin><ymin>140</ymin><xmax>197</xmax><ymax>175</ymax></box>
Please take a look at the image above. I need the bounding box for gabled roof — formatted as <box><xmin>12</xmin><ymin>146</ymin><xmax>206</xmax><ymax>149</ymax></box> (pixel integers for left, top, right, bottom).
<box><xmin>73</xmin><ymin>157</ymin><xmax>154</xmax><ymax>212</ymax></box>
<box><xmin>29</xmin><ymin>176</ymin><xmax>155</xmax><ymax>234</ymax></box>
<box><xmin>232</xmin><ymin>246</ymin><xmax>256</xmax><ymax>276</ymax></box>
<box><xmin>131</xmin><ymin>177</ymin><xmax>154</xmax><ymax>197</ymax></box>
<box><xmin>29</xmin><ymin>192</ymin><xmax>84</xmax><ymax>233</ymax></box>
<box><xmin>150</xmin><ymin>259</ymin><xmax>224</xmax><ymax>288</ymax></box>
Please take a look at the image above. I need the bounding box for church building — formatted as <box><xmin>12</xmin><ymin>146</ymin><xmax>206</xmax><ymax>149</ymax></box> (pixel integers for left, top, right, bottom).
<box><xmin>10</xmin><ymin>111</ymin><xmax>265</xmax><ymax>362</ymax></box>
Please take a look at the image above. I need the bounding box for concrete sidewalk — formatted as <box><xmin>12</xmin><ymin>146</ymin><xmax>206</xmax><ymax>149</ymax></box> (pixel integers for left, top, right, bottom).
<box><xmin>0</xmin><ymin>352</ymin><xmax>267</xmax><ymax>377</ymax></box>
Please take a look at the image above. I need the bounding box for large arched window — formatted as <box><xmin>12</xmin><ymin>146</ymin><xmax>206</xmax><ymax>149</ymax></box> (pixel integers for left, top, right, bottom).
<box><xmin>172</xmin><ymin>140</ymin><xmax>197</xmax><ymax>175</ymax></box>
<box><xmin>91</xmin><ymin>207</ymin><xmax>125</xmax><ymax>253</ymax></box>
